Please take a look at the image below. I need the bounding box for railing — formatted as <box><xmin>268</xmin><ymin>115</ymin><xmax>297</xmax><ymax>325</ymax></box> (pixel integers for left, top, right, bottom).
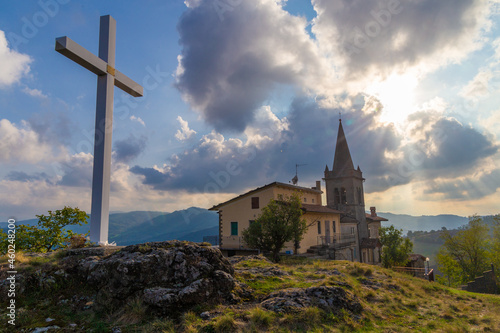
<box><xmin>220</xmin><ymin>236</ymin><xmax>248</xmax><ymax>249</ymax></box>
<box><xmin>392</xmin><ymin>267</ymin><xmax>434</xmax><ymax>281</ymax></box>
<box><xmin>317</xmin><ymin>234</ymin><xmax>356</xmax><ymax>247</ymax></box>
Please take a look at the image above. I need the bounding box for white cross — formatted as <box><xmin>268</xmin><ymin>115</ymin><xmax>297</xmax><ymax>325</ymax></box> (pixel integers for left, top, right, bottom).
<box><xmin>55</xmin><ymin>15</ymin><xmax>143</xmax><ymax>245</ymax></box>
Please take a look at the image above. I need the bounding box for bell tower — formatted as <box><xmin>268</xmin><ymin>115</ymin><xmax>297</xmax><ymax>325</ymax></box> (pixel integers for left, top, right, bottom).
<box><xmin>324</xmin><ymin>119</ymin><xmax>368</xmax><ymax>241</ymax></box>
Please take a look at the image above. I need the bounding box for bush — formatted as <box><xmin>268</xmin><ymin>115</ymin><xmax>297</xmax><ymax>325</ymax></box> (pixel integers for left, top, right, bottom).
<box><xmin>0</xmin><ymin>206</ymin><xmax>88</xmax><ymax>254</ymax></box>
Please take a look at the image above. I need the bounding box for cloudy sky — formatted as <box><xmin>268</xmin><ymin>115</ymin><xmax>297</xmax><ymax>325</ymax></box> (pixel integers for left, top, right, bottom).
<box><xmin>1</xmin><ymin>0</ymin><xmax>500</xmax><ymax>221</ymax></box>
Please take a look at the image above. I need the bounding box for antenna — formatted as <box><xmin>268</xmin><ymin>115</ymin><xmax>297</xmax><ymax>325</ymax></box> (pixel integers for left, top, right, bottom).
<box><xmin>291</xmin><ymin>163</ymin><xmax>307</xmax><ymax>185</ymax></box>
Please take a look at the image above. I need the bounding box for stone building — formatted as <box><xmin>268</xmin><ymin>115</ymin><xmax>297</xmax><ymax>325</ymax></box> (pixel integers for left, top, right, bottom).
<box><xmin>209</xmin><ymin>119</ymin><xmax>387</xmax><ymax>263</ymax></box>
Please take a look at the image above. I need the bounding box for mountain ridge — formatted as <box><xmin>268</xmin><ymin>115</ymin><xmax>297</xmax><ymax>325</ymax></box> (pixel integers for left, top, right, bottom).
<box><xmin>1</xmin><ymin>208</ymin><xmax>471</xmax><ymax>245</ymax></box>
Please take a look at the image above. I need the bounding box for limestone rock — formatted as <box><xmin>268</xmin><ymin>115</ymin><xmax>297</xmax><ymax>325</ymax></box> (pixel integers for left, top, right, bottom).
<box><xmin>261</xmin><ymin>286</ymin><xmax>362</xmax><ymax>314</ymax></box>
<box><xmin>70</xmin><ymin>241</ymin><xmax>235</xmax><ymax>313</ymax></box>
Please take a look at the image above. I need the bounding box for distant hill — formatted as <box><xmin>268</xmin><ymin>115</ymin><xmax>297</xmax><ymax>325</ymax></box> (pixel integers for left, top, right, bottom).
<box><xmin>2</xmin><ymin>209</ymin><xmax>484</xmax><ymax>246</ymax></box>
<box><xmin>378</xmin><ymin>212</ymin><xmax>468</xmax><ymax>234</ymax></box>
<box><xmin>112</xmin><ymin>207</ymin><xmax>218</xmax><ymax>245</ymax></box>
<box><xmin>0</xmin><ymin>207</ymin><xmax>218</xmax><ymax>246</ymax></box>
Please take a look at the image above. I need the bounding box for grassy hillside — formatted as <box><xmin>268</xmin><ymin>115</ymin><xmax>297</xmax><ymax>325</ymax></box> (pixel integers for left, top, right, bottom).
<box><xmin>1</xmin><ymin>252</ymin><xmax>498</xmax><ymax>332</ymax></box>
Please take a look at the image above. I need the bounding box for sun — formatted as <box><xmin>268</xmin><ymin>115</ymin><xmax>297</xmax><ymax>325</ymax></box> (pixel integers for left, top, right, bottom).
<box><xmin>366</xmin><ymin>73</ymin><xmax>418</xmax><ymax>126</ymax></box>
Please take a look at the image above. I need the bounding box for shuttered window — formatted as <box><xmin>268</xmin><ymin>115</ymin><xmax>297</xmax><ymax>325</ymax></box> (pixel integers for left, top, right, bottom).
<box><xmin>231</xmin><ymin>222</ymin><xmax>238</xmax><ymax>236</ymax></box>
<box><xmin>251</xmin><ymin>197</ymin><xmax>259</xmax><ymax>209</ymax></box>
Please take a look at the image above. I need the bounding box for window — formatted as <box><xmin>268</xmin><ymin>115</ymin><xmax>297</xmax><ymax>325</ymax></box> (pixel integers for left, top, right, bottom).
<box><xmin>334</xmin><ymin>188</ymin><xmax>340</xmax><ymax>204</ymax></box>
<box><xmin>341</xmin><ymin>187</ymin><xmax>347</xmax><ymax>204</ymax></box>
<box><xmin>303</xmin><ymin>197</ymin><xmax>307</xmax><ymax>203</ymax></box>
<box><xmin>368</xmin><ymin>228</ymin><xmax>371</xmax><ymax>238</ymax></box>
<box><xmin>332</xmin><ymin>223</ymin><xmax>336</xmax><ymax>233</ymax></box>
<box><xmin>312</xmin><ymin>198</ymin><xmax>315</xmax><ymax>203</ymax></box>
<box><xmin>251</xmin><ymin>197</ymin><xmax>259</xmax><ymax>209</ymax></box>
<box><xmin>357</xmin><ymin>187</ymin><xmax>362</xmax><ymax>204</ymax></box>
<box><xmin>350</xmin><ymin>227</ymin><xmax>355</xmax><ymax>234</ymax></box>
<box><xmin>231</xmin><ymin>222</ymin><xmax>238</xmax><ymax>236</ymax></box>
<box><xmin>317</xmin><ymin>221</ymin><xmax>321</xmax><ymax>234</ymax></box>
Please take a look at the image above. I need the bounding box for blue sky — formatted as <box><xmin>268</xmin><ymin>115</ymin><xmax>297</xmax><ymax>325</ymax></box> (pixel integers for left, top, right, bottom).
<box><xmin>1</xmin><ymin>0</ymin><xmax>500</xmax><ymax>221</ymax></box>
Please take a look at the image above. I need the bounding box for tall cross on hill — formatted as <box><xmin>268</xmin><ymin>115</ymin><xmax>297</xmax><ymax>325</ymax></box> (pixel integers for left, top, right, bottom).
<box><xmin>55</xmin><ymin>15</ymin><xmax>143</xmax><ymax>244</ymax></box>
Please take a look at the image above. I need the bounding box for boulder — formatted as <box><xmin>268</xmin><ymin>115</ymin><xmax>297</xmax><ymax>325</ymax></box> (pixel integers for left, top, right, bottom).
<box><xmin>260</xmin><ymin>286</ymin><xmax>362</xmax><ymax>314</ymax></box>
<box><xmin>62</xmin><ymin>241</ymin><xmax>236</xmax><ymax>313</ymax></box>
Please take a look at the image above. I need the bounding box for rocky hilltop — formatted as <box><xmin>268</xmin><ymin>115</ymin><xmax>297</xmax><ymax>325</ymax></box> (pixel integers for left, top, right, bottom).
<box><xmin>1</xmin><ymin>242</ymin><xmax>499</xmax><ymax>332</ymax></box>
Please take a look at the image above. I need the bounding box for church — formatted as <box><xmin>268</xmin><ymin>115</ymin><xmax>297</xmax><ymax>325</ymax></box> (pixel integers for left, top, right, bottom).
<box><xmin>209</xmin><ymin>119</ymin><xmax>388</xmax><ymax>264</ymax></box>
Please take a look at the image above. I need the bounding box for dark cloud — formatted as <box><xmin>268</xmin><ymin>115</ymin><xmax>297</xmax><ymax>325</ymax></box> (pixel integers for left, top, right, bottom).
<box><xmin>369</xmin><ymin>112</ymin><xmax>498</xmax><ymax>192</ymax></box>
<box><xmin>175</xmin><ymin>0</ymin><xmax>328</xmax><ymax>132</ymax></box>
<box><xmin>5</xmin><ymin>171</ymin><xmax>52</xmax><ymax>183</ymax></box>
<box><xmin>114</xmin><ymin>135</ymin><xmax>147</xmax><ymax>163</ymax></box>
<box><xmin>130</xmin><ymin>97</ymin><xmax>401</xmax><ymax>193</ymax></box>
<box><xmin>57</xmin><ymin>154</ymin><xmax>93</xmax><ymax>187</ymax></box>
<box><xmin>131</xmin><ymin>96</ymin><xmax>498</xmax><ymax>198</ymax></box>
<box><xmin>312</xmin><ymin>0</ymin><xmax>488</xmax><ymax>80</ymax></box>
<box><xmin>424</xmin><ymin>169</ymin><xmax>500</xmax><ymax>200</ymax></box>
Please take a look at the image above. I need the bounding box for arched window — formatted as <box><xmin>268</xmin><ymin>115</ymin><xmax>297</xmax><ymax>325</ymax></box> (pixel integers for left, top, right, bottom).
<box><xmin>357</xmin><ymin>187</ymin><xmax>362</xmax><ymax>204</ymax></box>
<box><xmin>341</xmin><ymin>187</ymin><xmax>347</xmax><ymax>204</ymax></box>
<box><xmin>334</xmin><ymin>188</ymin><xmax>340</xmax><ymax>204</ymax></box>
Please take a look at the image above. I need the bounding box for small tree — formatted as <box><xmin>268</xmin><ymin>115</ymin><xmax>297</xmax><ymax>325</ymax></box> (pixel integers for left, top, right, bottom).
<box><xmin>490</xmin><ymin>215</ymin><xmax>500</xmax><ymax>277</ymax></box>
<box><xmin>0</xmin><ymin>206</ymin><xmax>88</xmax><ymax>254</ymax></box>
<box><xmin>379</xmin><ymin>225</ymin><xmax>413</xmax><ymax>268</ymax></box>
<box><xmin>242</xmin><ymin>193</ymin><xmax>307</xmax><ymax>262</ymax></box>
<box><xmin>437</xmin><ymin>215</ymin><xmax>491</xmax><ymax>285</ymax></box>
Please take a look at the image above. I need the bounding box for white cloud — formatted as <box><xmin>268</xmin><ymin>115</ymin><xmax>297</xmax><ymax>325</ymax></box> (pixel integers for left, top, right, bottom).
<box><xmin>0</xmin><ymin>119</ymin><xmax>59</xmax><ymax>164</ymax></box>
<box><xmin>175</xmin><ymin>116</ymin><xmax>197</xmax><ymax>141</ymax></box>
<box><xmin>130</xmin><ymin>115</ymin><xmax>146</xmax><ymax>126</ymax></box>
<box><xmin>0</xmin><ymin>30</ymin><xmax>32</xmax><ymax>87</ymax></box>
<box><xmin>460</xmin><ymin>70</ymin><xmax>493</xmax><ymax>100</ymax></box>
<box><xmin>184</xmin><ymin>0</ymin><xmax>203</xmax><ymax>8</ymax></box>
<box><xmin>22</xmin><ymin>86</ymin><xmax>48</xmax><ymax>99</ymax></box>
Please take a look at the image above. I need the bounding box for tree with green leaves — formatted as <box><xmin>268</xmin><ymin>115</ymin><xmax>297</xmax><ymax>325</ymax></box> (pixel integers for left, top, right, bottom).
<box><xmin>0</xmin><ymin>206</ymin><xmax>88</xmax><ymax>254</ymax></box>
<box><xmin>437</xmin><ymin>215</ymin><xmax>492</xmax><ymax>286</ymax></box>
<box><xmin>242</xmin><ymin>193</ymin><xmax>307</xmax><ymax>262</ymax></box>
<box><xmin>490</xmin><ymin>215</ymin><xmax>500</xmax><ymax>276</ymax></box>
<box><xmin>379</xmin><ymin>225</ymin><xmax>413</xmax><ymax>268</ymax></box>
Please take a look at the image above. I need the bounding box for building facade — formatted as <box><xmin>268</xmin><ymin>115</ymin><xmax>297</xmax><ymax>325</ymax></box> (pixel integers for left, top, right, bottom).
<box><xmin>210</xmin><ymin>119</ymin><xmax>387</xmax><ymax>263</ymax></box>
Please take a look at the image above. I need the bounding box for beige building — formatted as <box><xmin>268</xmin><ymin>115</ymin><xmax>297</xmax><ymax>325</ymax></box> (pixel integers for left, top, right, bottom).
<box><xmin>209</xmin><ymin>182</ymin><xmax>350</xmax><ymax>256</ymax></box>
<box><xmin>209</xmin><ymin>119</ymin><xmax>388</xmax><ymax>263</ymax></box>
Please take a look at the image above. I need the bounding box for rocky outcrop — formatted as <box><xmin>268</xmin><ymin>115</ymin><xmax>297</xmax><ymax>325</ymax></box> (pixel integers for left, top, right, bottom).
<box><xmin>62</xmin><ymin>241</ymin><xmax>236</xmax><ymax>313</ymax></box>
<box><xmin>261</xmin><ymin>286</ymin><xmax>362</xmax><ymax>314</ymax></box>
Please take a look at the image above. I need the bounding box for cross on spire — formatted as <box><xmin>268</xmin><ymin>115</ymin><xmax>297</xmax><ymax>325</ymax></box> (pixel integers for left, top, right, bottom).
<box><xmin>55</xmin><ymin>15</ymin><xmax>143</xmax><ymax>245</ymax></box>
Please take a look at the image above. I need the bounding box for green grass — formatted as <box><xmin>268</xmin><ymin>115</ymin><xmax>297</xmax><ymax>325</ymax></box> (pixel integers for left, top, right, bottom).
<box><xmin>1</xmin><ymin>254</ymin><xmax>499</xmax><ymax>332</ymax></box>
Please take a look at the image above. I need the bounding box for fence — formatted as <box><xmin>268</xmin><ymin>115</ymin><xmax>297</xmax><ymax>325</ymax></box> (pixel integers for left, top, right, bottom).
<box><xmin>317</xmin><ymin>234</ymin><xmax>356</xmax><ymax>247</ymax></box>
<box><xmin>392</xmin><ymin>266</ymin><xmax>434</xmax><ymax>281</ymax></box>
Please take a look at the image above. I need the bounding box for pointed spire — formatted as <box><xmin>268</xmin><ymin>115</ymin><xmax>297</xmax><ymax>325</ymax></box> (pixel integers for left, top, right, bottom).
<box><xmin>332</xmin><ymin>119</ymin><xmax>355</xmax><ymax>176</ymax></box>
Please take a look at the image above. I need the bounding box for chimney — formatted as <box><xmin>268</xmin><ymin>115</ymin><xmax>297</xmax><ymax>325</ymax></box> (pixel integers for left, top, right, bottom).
<box><xmin>316</xmin><ymin>181</ymin><xmax>321</xmax><ymax>192</ymax></box>
<box><xmin>370</xmin><ymin>207</ymin><xmax>376</xmax><ymax>217</ymax></box>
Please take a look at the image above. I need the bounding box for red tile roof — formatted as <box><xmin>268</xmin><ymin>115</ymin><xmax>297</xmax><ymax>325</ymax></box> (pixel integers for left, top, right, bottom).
<box><xmin>209</xmin><ymin>181</ymin><xmax>322</xmax><ymax>210</ymax></box>
<box><xmin>366</xmin><ymin>213</ymin><xmax>388</xmax><ymax>222</ymax></box>
<box><xmin>301</xmin><ymin>204</ymin><xmax>342</xmax><ymax>214</ymax></box>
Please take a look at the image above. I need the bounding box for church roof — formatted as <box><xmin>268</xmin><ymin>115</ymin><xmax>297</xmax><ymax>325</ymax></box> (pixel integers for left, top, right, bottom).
<box><xmin>332</xmin><ymin>120</ymin><xmax>355</xmax><ymax>176</ymax></box>
<box><xmin>301</xmin><ymin>204</ymin><xmax>342</xmax><ymax>214</ymax></box>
